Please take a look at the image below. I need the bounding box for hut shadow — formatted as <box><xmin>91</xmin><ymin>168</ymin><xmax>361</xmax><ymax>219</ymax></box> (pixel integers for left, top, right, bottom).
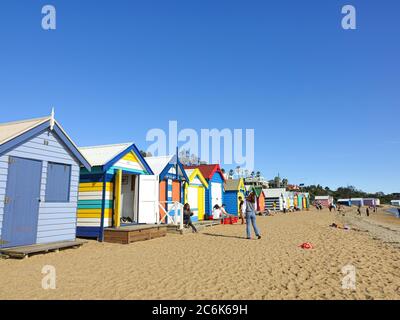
<box><xmin>200</xmin><ymin>232</ymin><xmax>246</xmax><ymax>240</ymax></box>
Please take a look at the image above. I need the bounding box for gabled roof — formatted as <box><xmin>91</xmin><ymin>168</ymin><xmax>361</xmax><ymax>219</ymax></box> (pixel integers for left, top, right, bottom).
<box><xmin>80</xmin><ymin>143</ymin><xmax>132</xmax><ymax>167</ymax></box>
<box><xmin>184</xmin><ymin>164</ymin><xmax>225</xmax><ymax>181</ymax></box>
<box><xmin>184</xmin><ymin>168</ymin><xmax>208</xmax><ymax>188</ymax></box>
<box><xmin>145</xmin><ymin>155</ymin><xmax>175</xmax><ymax>176</ymax></box>
<box><xmin>145</xmin><ymin>154</ymin><xmax>188</xmax><ymax>181</ymax></box>
<box><xmin>251</xmin><ymin>186</ymin><xmax>264</xmax><ymax>198</ymax></box>
<box><xmin>0</xmin><ymin>116</ymin><xmax>50</xmax><ymax>145</ymax></box>
<box><xmin>224</xmin><ymin>178</ymin><xmax>244</xmax><ymax>191</ymax></box>
<box><xmin>79</xmin><ymin>142</ymin><xmax>153</xmax><ymax>174</ymax></box>
<box><xmin>0</xmin><ymin>116</ymin><xmax>91</xmax><ymax>170</ymax></box>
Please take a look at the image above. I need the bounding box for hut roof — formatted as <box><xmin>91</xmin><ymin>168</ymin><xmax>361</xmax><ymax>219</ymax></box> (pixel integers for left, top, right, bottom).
<box><xmin>80</xmin><ymin>143</ymin><xmax>133</xmax><ymax>167</ymax></box>
<box><xmin>0</xmin><ymin>116</ymin><xmax>50</xmax><ymax>145</ymax></box>
<box><xmin>79</xmin><ymin>142</ymin><xmax>153</xmax><ymax>174</ymax></box>
<box><xmin>252</xmin><ymin>186</ymin><xmax>264</xmax><ymax>197</ymax></box>
<box><xmin>184</xmin><ymin>164</ymin><xmax>225</xmax><ymax>181</ymax></box>
<box><xmin>184</xmin><ymin>168</ymin><xmax>208</xmax><ymax>188</ymax></box>
<box><xmin>224</xmin><ymin>179</ymin><xmax>243</xmax><ymax>191</ymax></box>
<box><xmin>0</xmin><ymin>115</ymin><xmax>90</xmax><ymax>170</ymax></box>
<box><xmin>145</xmin><ymin>154</ymin><xmax>188</xmax><ymax>181</ymax></box>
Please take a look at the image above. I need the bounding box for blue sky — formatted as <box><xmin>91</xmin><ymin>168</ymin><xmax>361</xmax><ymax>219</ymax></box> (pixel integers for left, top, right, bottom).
<box><xmin>0</xmin><ymin>0</ymin><xmax>399</xmax><ymax>193</ymax></box>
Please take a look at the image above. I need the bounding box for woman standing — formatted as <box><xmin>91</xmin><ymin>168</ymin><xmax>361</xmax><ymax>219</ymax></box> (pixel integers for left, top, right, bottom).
<box><xmin>183</xmin><ymin>203</ymin><xmax>198</xmax><ymax>233</ymax></box>
<box><xmin>242</xmin><ymin>192</ymin><xmax>261</xmax><ymax>240</ymax></box>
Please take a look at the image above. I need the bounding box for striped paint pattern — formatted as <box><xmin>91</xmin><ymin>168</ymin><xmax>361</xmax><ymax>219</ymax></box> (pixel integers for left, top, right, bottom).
<box><xmin>76</xmin><ymin>151</ymin><xmax>148</xmax><ymax>232</ymax></box>
<box><xmin>77</xmin><ymin>181</ymin><xmax>114</xmax><ymax>228</ymax></box>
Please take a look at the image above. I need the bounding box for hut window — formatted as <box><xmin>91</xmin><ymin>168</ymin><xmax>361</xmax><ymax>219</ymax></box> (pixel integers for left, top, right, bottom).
<box><xmin>45</xmin><ymin>162</ymin><xmax>71</xmax><ymax>202</ymax></box>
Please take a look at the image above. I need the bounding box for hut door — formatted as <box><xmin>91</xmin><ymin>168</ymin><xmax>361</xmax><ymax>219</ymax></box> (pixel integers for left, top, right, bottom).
<box><xmin>172</xmin><ymin>181</ymin><xmax>181</xmax><ymax>202</ymax></box>
<box><xmin>187</xmin><ymin>186</ymin><xmax>198</xmax><ymax>220</ymax></box>
<box><xmin>211</xmin><ymin>182</ymin><xmax>222</xmax><ymax>208</ymax></box>
<box><xmin>1</xmin><ymin>157</ymin><xmax>42</xmax><ymax>248</ymax></box>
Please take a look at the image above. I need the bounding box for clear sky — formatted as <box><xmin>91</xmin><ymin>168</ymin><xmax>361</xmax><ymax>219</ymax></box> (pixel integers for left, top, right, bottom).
<box><xmin>0</xmin><ymin>0</ymin><xmax>399</xmax><ymax>193</ymax></box>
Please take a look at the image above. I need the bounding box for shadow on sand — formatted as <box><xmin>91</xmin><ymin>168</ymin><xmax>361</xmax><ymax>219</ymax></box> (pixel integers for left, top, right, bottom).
<box><xmin>200</xmin><ymin>232</ymin><xmax>246</xmax><ymax>240</ymax></box>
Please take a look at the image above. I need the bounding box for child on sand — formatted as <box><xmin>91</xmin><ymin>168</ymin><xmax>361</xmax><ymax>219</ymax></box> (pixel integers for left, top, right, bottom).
<box><xmin>183</xmin><ymin>203</ymin><xmax>198</xmax><ymax>233</ymax></box>
<box><xmin>242</xmin><ymin>192</ymin><xmax>261</xmax><ymax>240</ymax></box>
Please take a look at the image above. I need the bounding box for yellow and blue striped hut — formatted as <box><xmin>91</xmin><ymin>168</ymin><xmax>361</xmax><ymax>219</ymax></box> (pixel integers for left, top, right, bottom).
<box><xmin>77</xmin><ymin>143</ymin><xmax>153</xmax><ymax>240</ymax></box>
<box><xmin>184</xmin><ymin>168</ymin><xmax>208</xmax><ymax>221</ymax></box>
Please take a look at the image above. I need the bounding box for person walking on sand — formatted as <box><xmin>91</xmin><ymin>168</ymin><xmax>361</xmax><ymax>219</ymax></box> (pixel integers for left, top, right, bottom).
<box><xmin>238</xmin><ymin>196</ymin><xmax>245</xmax><ymax>224</ymax></box>
<box><xmin>357</xmin><ymin>204</ymin><xmax>361</xmax><ymax>216</ymax></box>
<box><xmin>242</xmin><ymin>192</ymin><xmax>261</xmax><ymax>240</ymax></box>
<box><xmin>183</xmin><ymin>203</ymin><xmax>198</xmax><ymax>233</ymax></box>
<box><xmin>273</xmin><ymin>201</ymin><xmax>277</xmax><ymax>213</ymax></box>
<box><xmin>366</xmin><ymin>207</ymin><xmax>370</xmax><ymax>217</ymax></box>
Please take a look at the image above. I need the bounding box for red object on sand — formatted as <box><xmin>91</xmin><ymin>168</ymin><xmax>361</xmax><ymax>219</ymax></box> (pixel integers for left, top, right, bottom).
<box><xmin>221</xmin><ymin>216</ymin><xmax>239</xmax><ymax>224</ymax></box>
<box><xmin>299</xmin><ymin>242</ymin><xmax>314</xmax><ymax>249</ymax></box>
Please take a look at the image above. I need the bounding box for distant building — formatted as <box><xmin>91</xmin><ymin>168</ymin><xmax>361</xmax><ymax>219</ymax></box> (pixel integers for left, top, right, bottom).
<box><xmin>244</xmin><ymin>176</ymin><xmax>269</xmax><ymax>189</ymax></box>
<box><xmin>391</xmin><ymin>200</ymin><xmax>400</xmax><ymax>207</ymax></box>
<box><xmin>314</xmin><ymin>195</ymin><xmax>333</xmax><ymax>207</ymax></box>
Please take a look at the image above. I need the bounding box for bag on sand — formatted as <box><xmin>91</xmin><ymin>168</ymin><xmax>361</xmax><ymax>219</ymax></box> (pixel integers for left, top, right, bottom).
<box><xmin>299</xmin><ymin>242</ymin><xmax>314</xmax><ymax>249</ymax></box>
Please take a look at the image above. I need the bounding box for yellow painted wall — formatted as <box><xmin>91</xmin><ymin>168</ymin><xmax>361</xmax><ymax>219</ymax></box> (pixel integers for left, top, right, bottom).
<box><xmin>114</xmin><ymin>169</ymin><xmax>122</xmax><ymax>227</ymax></box>
<box><xmin>122</xmin><ymin>151</ymin><xmax>139</xmax><ymax>163</ymax></box>
<box><xmin>237</xmin><ymin>192</ymin><xmax>245</xmax><ymax>215</ymax></box>
<box><xmin>198</xmin><ymin>187</ymin><xmax>205</xmax><ymax>220</ymax></box>
<box><xmin>79</xmin><ymin>182</ymin><xmax>113</xmax><ymax>192</ymax></box>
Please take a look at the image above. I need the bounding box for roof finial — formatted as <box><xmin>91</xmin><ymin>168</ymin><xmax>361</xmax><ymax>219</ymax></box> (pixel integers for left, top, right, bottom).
<box><xmin>50</xmin><ymin>107</ymin><xmax>55</xmax><ymax>130</ymax></box>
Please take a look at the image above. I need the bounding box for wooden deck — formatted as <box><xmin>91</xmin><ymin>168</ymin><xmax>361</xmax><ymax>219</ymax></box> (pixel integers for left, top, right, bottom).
<box><xmin>167</xmin><ymin>219</ymin><xmax>222</xmax><ymax>235</ymax></box>
<box><xmin>103</xmin><ymin>224</ymin><xmax>167</xmax><ymax>244</ymax></box>
<box><xmin>0</xmin><ymin>239</ymin><xmax>87</xmax><ymax>259</ymax></box>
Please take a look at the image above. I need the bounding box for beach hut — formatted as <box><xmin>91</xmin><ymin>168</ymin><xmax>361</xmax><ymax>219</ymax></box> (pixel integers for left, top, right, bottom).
<box><xmin>283</xmin><ymin>191</ymin><xmax>294</xmax><ymax>210</ymax></box>
<box><xmin>252</xmin><ymin>186</ymin><xmax>265</xmax><ymax>214</ymax></box>
<box><xmin>305</xmin><ymin>193</ymin><xmax>310</xmax><ymax>209</ymax></box>
<box><xmin>363</xmin><ymin>198</ymin><xmax>380</xmax><ymax>207</ymax></box>
<box><xmin>184</xmin><ymin>168</ymin><xmax>208</xmax><ymax>222</ymax></box>
<box><xmin>185</xmin><ymin>164</ymin><xmax>225</xmax><ymax>218</ymax></box>
<box><xmin>263</xmin><ymin>188</ymin><xmax>287</xmax><ymax>211</ymax></box>
<box><xmin>338</xmin><ymin>199</ymin><xmax>351</xmax><ymax>206</ymax></box>
<box><xmin>350</xmin><ymin>198</ymin><xmax>364</xmax><ymax>207</ymax></box>
<box><xmin>223</xmin><ymin>178</ymin><xmax>245</xmax><ymax>216</ymax></box>
<box><xmin>390</xmin><ymin>200</ymin><xmax>400</xmax><ymax>207</ymax></box>
<box><xmin>0</xmin><ymin>115</ymin><xmax>91</xmax><ymax>249</ymax></box>
<box><xmin>296</xmin><ymin>193</ymin><xmax>304</xmax><ymax>210</ymax></box>
<box><xmin>77</xmin><ymin>143</ymin><xmax>153</xmax><ymax>240</ymax></box>
<box><xmin>140</xmin><ymin>155</ymin><xmax>188</xmax><ymax>224</ymax></box>
<box><xmin>314</xmin><ymin>195</ymin><xmax>333</xmax><ymax>207</ymax></box>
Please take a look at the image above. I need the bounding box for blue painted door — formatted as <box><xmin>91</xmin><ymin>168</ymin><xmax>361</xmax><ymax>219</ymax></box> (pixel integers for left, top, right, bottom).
<box><xmin>1</xmin><ymin>157</ymin><xmax>42</xmax><ymax>248</ymax></box>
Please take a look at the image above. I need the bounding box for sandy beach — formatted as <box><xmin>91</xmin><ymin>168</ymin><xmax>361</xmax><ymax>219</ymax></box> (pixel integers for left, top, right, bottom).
<box><xmin>0</xmin><ymin>207</ymin><xmax>399</xmax><ymax>300</ymax></box>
